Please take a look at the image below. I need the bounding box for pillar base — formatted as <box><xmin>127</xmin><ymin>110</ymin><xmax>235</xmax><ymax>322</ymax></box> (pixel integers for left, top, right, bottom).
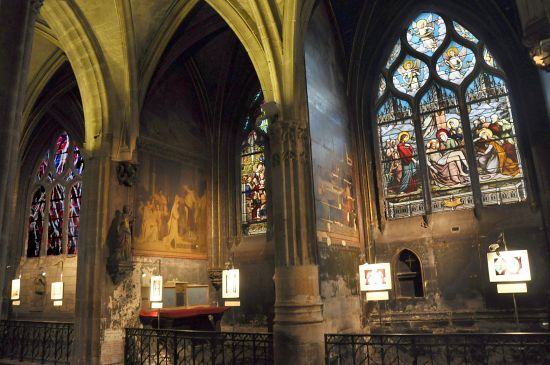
<box><xmin>273</xmin><ymin>265</ymin><xmax>324</xmax><ymax>365</ymax></box>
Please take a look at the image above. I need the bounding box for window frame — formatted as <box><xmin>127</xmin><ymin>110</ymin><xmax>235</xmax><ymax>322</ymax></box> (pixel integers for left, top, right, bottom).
<box><xmin>25</xmin><ymin>132</ymin><xmax>84</xmax><ymax>257</ymax></box>
<box><xmin>373</xmin><ymin>11</ymin><xmax>528</xmax><ymax>220</ymax></box>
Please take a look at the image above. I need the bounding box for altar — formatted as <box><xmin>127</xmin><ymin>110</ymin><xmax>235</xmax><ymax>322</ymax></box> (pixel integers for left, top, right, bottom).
<box><xmin>139</xmin><ymin>306</ymin><xmax>231</xmax><ymax>331</ymax></box>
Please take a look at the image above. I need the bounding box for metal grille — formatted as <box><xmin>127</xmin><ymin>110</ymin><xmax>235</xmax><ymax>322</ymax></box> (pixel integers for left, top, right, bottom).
<box><xmin>0</xmin><ymin>320</ymin><xmax>73</xmax><ymax>364</ymax></box>
<box><xmin>325</xmin><ymin>333</ymin><xmax>550</xmax><ymax>365</ymax></box>
<box><xmin>125</xmin><ymin>328</ymin><xmax>273</xmax><ymax>365</ymax></box>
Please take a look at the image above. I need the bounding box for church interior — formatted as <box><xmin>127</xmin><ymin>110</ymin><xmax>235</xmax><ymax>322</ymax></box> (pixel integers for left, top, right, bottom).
<box><xmin>0</xmin><ymin>0</ymin><xmax>549</xmax><ymax>364</ymax></box>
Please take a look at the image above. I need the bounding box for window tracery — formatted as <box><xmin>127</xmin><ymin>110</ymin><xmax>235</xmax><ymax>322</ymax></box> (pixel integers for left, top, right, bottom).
<box><xmin>27</xmin><ymin>132</ymin><xmax>84</xmax><ymax>256</ymax></box>
<box><xmin>377</xmin><ymin>12</ymin><xmax>526</xmax><ymax>219</ymax></box>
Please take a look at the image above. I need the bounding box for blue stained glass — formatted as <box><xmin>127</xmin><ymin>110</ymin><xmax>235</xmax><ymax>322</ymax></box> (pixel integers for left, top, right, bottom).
<box><xmin>378</xmin><ymin>75</ymin><xmax>386</xmax><ymax>99</ymax></box>
<box><xmin>406</xmin><ymin>13</ymin><xmax>446</xmax><ymax>56</ymax></box>
<box><xmin>436</xmin><ymin>42</ymin><xmax>475</xmax><ymax>84</ymax></box>
<box><xmin>465</xmin><ymin>73</ymin><xmax>508</xmax><ymax>103</ymax></box>
<box><xmin>48</xmin><ymin>184</ymin><xmax>65</xmax><ymax>255</ymax></box>
<box><xmin>54</xmin><ymin>133</ymin><xmax>70</xmax><ymax>175</ymax></box>
<box><xmin>393</xmin><ymin>56</ymin><xmax>429</xmax><ymax>96</ymax></box>
<box><xmin>68</xmin><ymin>182</ymin><xmax>81</xmax><ymax>255</ymax></box>
<box><xmin>483</xmin><ymin>47</ymin><xmax>499</xmax><ymax>69</ymax></box>
<box><xmin>385</xmin><ymin>40</ymin><xmax>401</xmax><ymax>69</ymax></box>
<box><xmin>73</xmin><ymin>144</ymin><xmax>84</xmax><ymax>174</ymax></box>
<box><xmin>453</xmin><ymin>21</ymin><xmax>478</xmax><ymax>43</ymax></box>
<box><xmin>377</xmin><ymin>96</ymin><xmax>412</xmax><ymax>124</ymax></box>
<box><xmin>27</xmin><ymin>186</ymin><xmax>46</xmax><ymax>257</ymax></box>
<box><xmin>420</xmin><ymin>85</ymin><xmax>458</xmax><ymax>114</ymax></box>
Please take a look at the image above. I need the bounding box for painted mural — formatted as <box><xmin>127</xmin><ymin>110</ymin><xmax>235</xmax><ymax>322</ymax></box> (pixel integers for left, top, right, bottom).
<box><xmin>134</xmin><ymin>151</ymin><xmax>207</xmax><ymax>258</ymax></box>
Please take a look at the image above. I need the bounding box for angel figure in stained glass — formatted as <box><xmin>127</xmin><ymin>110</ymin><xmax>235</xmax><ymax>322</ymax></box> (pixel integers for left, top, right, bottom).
<box><xmin>412</xmin><ymin>15</ymin><xmax>439</xmax><ymax>52</ymax></box>
<box><xmin>398</xmin><ymin>60</ymin><xmax>421</xmax><ymax>92</ymax></box>
<box><xmin>443</xmin><ymin>47</ymin><xmax>469</xmax><ymax>81</ymax></box>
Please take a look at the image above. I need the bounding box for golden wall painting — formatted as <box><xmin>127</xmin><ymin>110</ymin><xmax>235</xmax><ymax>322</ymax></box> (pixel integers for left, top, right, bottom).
<box><xmin>134</xmin><ymin>151</ymin><xmax>207</xmax><ymax>258</ymax></box>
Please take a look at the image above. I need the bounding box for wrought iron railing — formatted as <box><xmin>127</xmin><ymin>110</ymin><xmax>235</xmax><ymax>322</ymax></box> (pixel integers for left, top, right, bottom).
<box><xmin>0</xmin><ymin>320</ymin><xmax>73</xmax><ymax>364</ymax></box>
<box><xmin>325</xmin><ymin>332</ymin><xmax>550</xmax><ymax>365</ymax></box>
<box><xmin>125</xmin><ymin>328</ymin><xmax>273</xmax><ymax>365</ymax></box>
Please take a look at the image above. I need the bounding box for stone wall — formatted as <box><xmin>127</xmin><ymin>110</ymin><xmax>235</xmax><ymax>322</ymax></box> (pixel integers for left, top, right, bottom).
<box><xmin>305</xmin><ymin>1</ymin><xmax>362</xmax><ymax>333</ymax></box>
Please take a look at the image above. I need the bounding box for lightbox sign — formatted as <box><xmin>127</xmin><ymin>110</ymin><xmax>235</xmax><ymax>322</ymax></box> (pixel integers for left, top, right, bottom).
<box><xmin>487</xmin><ymin>250</ymin><xmax>531</xmax><ymax>283</ymax></box>
<box><xmin>150</xmin><ymin>276</ymin><xmax>163</xmax><ymax>302</ymax></box>
<box><xmin>359</xmin><ymin>263</ymin><xmax>392</xmax><ymax>292</ymax></box>
<box><xmin>222</xmin><ymin>269</ymin><xmax>240</xmax><ymax>299</ymax></box>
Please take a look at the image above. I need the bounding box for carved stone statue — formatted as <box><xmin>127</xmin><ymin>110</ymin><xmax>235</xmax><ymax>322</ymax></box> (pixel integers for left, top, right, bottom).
<box><xmin>107</xmin><ymin>206</ymin><xmax>134</xmax><ymax>284</ymax></box>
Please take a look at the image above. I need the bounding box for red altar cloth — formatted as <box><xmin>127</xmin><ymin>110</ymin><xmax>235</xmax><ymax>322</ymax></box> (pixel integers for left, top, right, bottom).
<box><xmin>139</xmin><ymin>306</ymin><xmax>231</xmax><ymax>331</ymax></box>
<box><xmin>139</xmin><ymin>306</ymin><xmax>230</xmax><ymax>319</ymax></box>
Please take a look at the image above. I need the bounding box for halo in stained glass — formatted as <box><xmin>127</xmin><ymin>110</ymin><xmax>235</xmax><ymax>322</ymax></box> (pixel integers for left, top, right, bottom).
<box><xmin>465</xmin><ymin>73</ymin><xmax>508</xmax><ymax>103</ymax></box>
<box><xmin>73</xmin><ymin>144</ymin><xmax>84</xmax><ymax>175</ymax></box>
<box><xmin>406</xmin><ymin>12</ymin><xmax>446</xmax><ymax>56</ymax></box>
<box><xmin>54</xmin><ymin>132</ymin><xmax>70</xmax><ymax>175</ymax></box>
<box><xmin>436</xmin><ymin>42</ymin><xmax>475</xmax><ymax>84</ymax></box>
<box><xmin>377</xmin><ymin>96</ymin><xmax>412</xmax><ymax>124</ymax></box>
<box><xmin>453</xmin><ymin>21</ymin><xmax>478</xmax><ymax>43</ymax></box>
<box><xmin>393</xmin><ymin>56</ymin><xmax>429</xmax><ymax>96</ymax></box>
<box><xmin>379</xmin><ymin>119</ymin><xmax>417</xmax><ymax>159</ymax></box>
<box><xmin>483</xmin><ymin>46</ymin><xmax>499</xmax><ymax>69</ymax></box>
<box><xmin>36</xmin><ymin>151</ymin><xmax>49</xmax><ymax>181</ymax></box>
<box><xmin>385</xmin><ymin>40</ymin><xmax>401</xmax><ymax>69</ymax></box>
<box><xmin>378</xmin><ymin>75</ymin><xmax>386</xmax><ymax>99</ymax></box>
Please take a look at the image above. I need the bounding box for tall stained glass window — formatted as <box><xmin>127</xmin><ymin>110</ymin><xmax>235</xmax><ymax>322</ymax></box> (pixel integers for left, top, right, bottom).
<box><xmin>27</xmin><ymin>132</ymin><xmax>84</xmax><ymax>256</ymax></box>
<box><xmin>377</xmin><ymin>12</ymin><xmax>526</xmax><ymax>219</ymax></box>
<box><xmin>241</xmin><ymin>90</ymin><xmax>268</xmax><ymax>235</ymax></box>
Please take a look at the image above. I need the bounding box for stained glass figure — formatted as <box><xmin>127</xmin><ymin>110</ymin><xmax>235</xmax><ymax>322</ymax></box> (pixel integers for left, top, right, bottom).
<box><xmin>436</xmin><ymin>42</ymin><xmax>475</xmax><ymax>84</ymax></box>
<box><xmin>241</xmin><ymin>90</ymin><xmax>268</xmax><ymax>235</ymax></box>
<box><xmin>420</xmin><ymin>85</ymin><xmax>473</xmax><ymax>211</ymax></box>
<box><xmin>376</xmin><ymin>12</ymin><xmax>526</xmax><ymax>219</ymax></box>
<box><xmin>27</xmin><ymin>186</ymin><xmax>46</xmax><ymax>257</ymax></box>
<box><xmin>36</xmin><ymin>151</ymin><xmax>49</xmax><ymax>181</ymax></box>
<box><xmin>54</xmin><ymin>132</ymin><xmax>70</xmax><ymax>175</ymax></box>
<box><xmin>483</xmin><ymin>46</ymin><xmax>499</xmax><ymax>69</ymax></box>
<box><xmin>406</xmin><ymin>13</ymin><xmax>446</xmax><ymax>56</ymax></box>
<box><xmin>453</xmin><ymin>21</ymin><xmax>478</xmax><ymax>43</ymax></box>
<box><xmin>393</xmin><ymin>56</ymin><xmax>428</xmax><ymax>96</ymax></box>
<box><xmin>385</xmin><ymin>40</ymin><xmax>401</xmax><ymax>69</ymax></box>
<box><xmin>68</xmin><ymin>182</ymin><xmax>81</xmax><ymax>255</ymax></box>
<box><xmin>48</xmin><ymin>184</ymin><xmax>65</xmax><ymax>255</ymax></box>
<box><xmin>73</xmin><ymin>144</ymin><xmax>84</xmax><ymax>174</ymax></box>
<box><xmin>378</xmin><ymin>75</ymin><xmax>386</xmax><ymax>99</ymax></box>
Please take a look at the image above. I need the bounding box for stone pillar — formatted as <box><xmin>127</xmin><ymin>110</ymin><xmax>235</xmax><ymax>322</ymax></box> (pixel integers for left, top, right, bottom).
<box><xmin>71</xmin><ymin>152</ymin><xmax>112</xmax><ymax>364</ymax></box>
<box><xmin>269</xmin><ymin>119</ymin><xmax>324</xmax><ymax>364</ymax></box>
<box><xmin>0</xmin><ymin>0</ymin><xmax>42</xmax><ymax>319</ymax></box>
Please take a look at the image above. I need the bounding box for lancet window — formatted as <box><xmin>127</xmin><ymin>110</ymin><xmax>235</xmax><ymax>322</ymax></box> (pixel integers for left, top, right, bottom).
<box><xmin>377</xmin><ymin>12</ymin><xmax>526</xmax><ymax>219</ymax></box>
<box><xmin>240</xmin><ymin>90</ymin><xmax>268</xmax><ymax>235</ymax></box>
<box><xmin>27</xmin><ymin>132</ymin><xmax>84</xmax><ymax>257</ymax></box>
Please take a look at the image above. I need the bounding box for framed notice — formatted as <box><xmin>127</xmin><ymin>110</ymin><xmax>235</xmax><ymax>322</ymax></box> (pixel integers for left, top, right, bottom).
<box><xmin>11</xmin><ymin>279</ymin><xmax>20</xmax><ymax>300</ymax></box>
<box><xmin>51</xmin><ymin>282</ymin><xmax>64</xmax><ymax>300</ymax></box>
<box><xmin>150</xmin><ymin>276</ymin><xmax>163</xmax><ymax>302</ymax></box>
<box><xmin>487</xmin><ymin>250</ymin><xmax>531</xmax><ymax>283</ymax></box>
<box><xmin>222</xmin><ymin>269</ymin><xmax>239</xmax><ymax>299</ymax></box>
<box><xmin>359</xmin><ymin>263</ymin><xmax>392</xmax><ymax>291</ymax></box>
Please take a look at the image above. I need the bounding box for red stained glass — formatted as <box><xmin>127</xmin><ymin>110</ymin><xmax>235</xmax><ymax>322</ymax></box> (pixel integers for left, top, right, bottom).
<box><xmin>68</xmin><ymin>182</ymin><xmax>81</xmax><ymax>255</ymax></box>
<box><xmin>48</xmin><ymin>184</ymin><xmax>65</xmax><ymax>255</ymax></box>
<box><xmin>27</xmin><ymin>186</ymin><xmax>46</xmax><ymax>257</ymax></box>
<box><xmin>54</xmin><ymin>133</ymin><xmax>70</xmax><ymax>175</ymax></box>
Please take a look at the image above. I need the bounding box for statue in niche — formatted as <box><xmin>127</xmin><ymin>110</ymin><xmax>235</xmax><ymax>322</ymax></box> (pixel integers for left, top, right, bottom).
<box><xmin>106</xmin><ymin>205</ymin><xmax>134</xmax><ymax>284</ymax></box>
<box><xmin>30</xmin><ymin>275</ymin><xmax>46</xmax><ymax>310</ymax></box>
<box><xmin>116</xmin><ymin>162</ymin><xmax>138</xmax><ymax>187</ymax></box>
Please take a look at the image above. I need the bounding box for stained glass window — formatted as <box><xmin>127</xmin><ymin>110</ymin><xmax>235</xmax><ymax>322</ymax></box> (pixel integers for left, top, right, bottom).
<box><xmin>377</xmin><ymin>12</ymin><xmax>526</xmax><ymax>219</ymax></box>
<box><xmin>241</xmin><ymin>90</ymin><xmax>268</xmax><ymax>235</ymax></box>
<box><xmin>27</xmin><ymin>132</ymin><xmax>84</xmax><ymax>256</ymax></box>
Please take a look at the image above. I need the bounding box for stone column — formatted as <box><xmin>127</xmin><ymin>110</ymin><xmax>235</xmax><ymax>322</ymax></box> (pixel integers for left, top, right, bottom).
<box><xmin>0</xmin><ymin>0</ymin><xmax>42</xmax><ymax>319</ymax></box>
<box><xmin>71</xmin><ymin>151</ymin><xmax>112</xmax><ymax>364</ymax></box>
<box><xmin>269</xmin><ymin>119</ymin><xmax>324</xmax><ymax>364</ymax></box>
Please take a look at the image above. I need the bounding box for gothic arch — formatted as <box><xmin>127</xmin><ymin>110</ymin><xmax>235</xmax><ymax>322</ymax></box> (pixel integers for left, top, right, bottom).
<box><xmin>41</xmin><ymin>1</ymin><xmax>110</xmax><ymax>153</ymax></box>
